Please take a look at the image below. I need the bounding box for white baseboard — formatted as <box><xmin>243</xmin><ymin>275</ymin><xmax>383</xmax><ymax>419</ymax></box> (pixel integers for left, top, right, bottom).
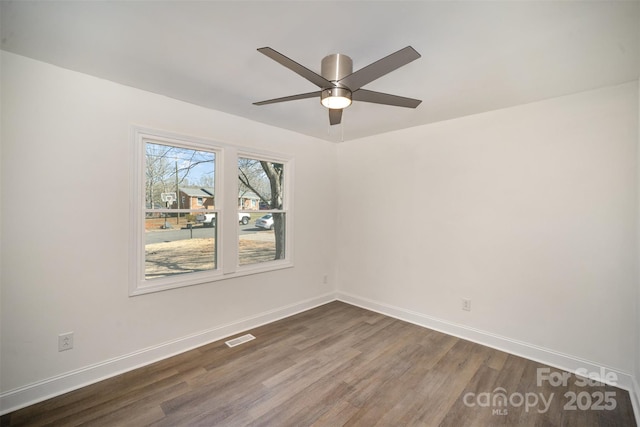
<box><xmin>632</xmin><ymin>376</ymin><xmax>640</xmax><ymax>426</ymax></box>
<box><xmin>336</xmin><ymin>292</ymin><xmax>638</xmax><ymax>399</ymax></box>
<box><xmin>0</xmin><ymin>292</ymin><xmax>336</xmax><ymax>415</ymax></box>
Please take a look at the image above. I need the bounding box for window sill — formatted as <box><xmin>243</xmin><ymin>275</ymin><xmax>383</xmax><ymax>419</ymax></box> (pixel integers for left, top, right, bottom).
<box><xmin>130</xmin><ymin>260</ymin><xmax>294</xmax><ymax>296</ymax></box>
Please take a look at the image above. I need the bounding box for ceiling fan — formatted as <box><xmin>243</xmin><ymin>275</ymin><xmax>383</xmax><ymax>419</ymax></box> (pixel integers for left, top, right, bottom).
<box><xmin>253</xmin><ymin>46</ymin><xmax>422</xmax><ymax>126</ymax></box>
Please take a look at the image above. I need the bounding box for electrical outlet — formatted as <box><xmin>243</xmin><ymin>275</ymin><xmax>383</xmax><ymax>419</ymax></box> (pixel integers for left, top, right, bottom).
<box><xmin>58</xmin><ymin>332</ymin><xmax>74</xmax><ymax>352</ymax></box>
<box><xmin>323</xmin><ymin>275</ymin><xmax>328</xmax><ymax>284</ymax></box>
<box><xmin>462</xmin><ymin>298</ymin><xmax>471</xmax><ymax>312</ymax></box>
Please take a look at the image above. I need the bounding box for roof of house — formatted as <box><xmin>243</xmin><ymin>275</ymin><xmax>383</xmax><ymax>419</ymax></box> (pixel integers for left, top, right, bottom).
<box><xmin>239</xmin><ymin>191</ymin><xmax>260</xmax><ymax>200</ymax></box>
<box><xmin>179</xmin><ymin>187</ymin><xmax>214</xmax><ymax>197</ymax></box>
<box><xmin>179</xmin><ymin>187</ymin><xmax>261</xmax><ymax>200</ymax></box>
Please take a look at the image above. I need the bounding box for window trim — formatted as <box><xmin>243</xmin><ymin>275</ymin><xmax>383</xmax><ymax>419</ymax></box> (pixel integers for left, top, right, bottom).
<box><xmin>236</xmin><ymin>151</ymin><xmax>294</xmax><ymax>273</ymax></box>
<box><xmin>129</xmin><ymin>127</ymin><xmax>293</xmax><ymax>296</ymax></box>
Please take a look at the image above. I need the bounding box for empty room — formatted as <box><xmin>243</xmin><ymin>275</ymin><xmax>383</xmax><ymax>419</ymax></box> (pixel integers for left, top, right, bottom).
<box><xmin>1</xmin><ymin>1</ymin><xmax>639</xmax><ymax>425</ymax></box>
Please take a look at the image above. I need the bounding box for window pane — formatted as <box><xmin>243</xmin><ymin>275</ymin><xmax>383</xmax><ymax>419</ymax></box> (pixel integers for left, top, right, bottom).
<box><xmin>145</xmin><ymin>219</ymin><xmax>217</xmax><ymax>279</ymax></box>
<box><xmin>144</xmin><ymin>141</ymin><xmax>216</xmax><ymax>280</ymax></box>
<box><xmin>239</xmin><ymin>213</ymin><xmax>285</xmax><ymax>266</ymax></box>
<box><xmin>238</xmin><ymin>157</ymin><xmax>284</xmax><ymax>210</ymax></box>
<box><xmin>145</xmin><ymin>142</ymin><xmax>215</xmax><ymax>211</ymax></box>
<box><xmin>238</xmin><ymin>157</ymin><xmax>286</xmax><ymax>267</ymax></box>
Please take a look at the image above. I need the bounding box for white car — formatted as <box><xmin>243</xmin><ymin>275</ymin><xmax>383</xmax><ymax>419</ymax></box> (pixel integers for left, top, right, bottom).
<box><xmin>195</xmin><ymin>212</ymin><xmax>251</xmax><ymax>227</ymax></box>
<box><xmin>255</xmin><ymin>214</ymin><xmax>274</xmax><ymax>230</ymax></box>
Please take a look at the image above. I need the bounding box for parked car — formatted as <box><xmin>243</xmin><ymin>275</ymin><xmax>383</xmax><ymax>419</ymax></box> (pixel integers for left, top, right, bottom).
<box><xmin>195</xmin><ymin>212</ymin><xmax>251</xmax><ymax>227</ymax></box>
<box><xmin>255</xmin><ymin>214</ymin><xmax>274</xmax><ymax>230</ymax></box>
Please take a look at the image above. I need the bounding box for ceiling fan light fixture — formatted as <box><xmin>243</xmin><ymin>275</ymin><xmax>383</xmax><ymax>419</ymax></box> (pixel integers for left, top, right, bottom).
<box><xmin>321</xmin><ymin>87</ymin><xmax>352</xmax><ymax>109</ymax></box>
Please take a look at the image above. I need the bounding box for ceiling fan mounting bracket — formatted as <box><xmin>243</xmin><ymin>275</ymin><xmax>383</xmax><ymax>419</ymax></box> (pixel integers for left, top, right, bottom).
<box><xmin>321</xmin><ymin>53</ymin><xmax>353</xmax><ymax>85</ymax></box>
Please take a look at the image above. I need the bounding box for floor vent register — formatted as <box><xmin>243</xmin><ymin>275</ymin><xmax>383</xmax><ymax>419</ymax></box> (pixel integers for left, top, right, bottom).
<box><xmin>225</xmin><ymin>334</ymin><xmax>256</xmax><ymax>348</ymax></box>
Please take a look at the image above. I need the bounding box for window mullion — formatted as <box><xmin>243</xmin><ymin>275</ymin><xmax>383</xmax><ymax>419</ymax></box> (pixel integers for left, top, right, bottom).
<box><xmin>221</xmin><ymin>147</ymin><xmax>238</xmax><ymax>274</ymax></box>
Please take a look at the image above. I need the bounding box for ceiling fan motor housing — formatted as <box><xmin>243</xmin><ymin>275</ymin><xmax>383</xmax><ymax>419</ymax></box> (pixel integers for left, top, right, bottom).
<box><xmin>321</xmin><ymin>53</ymin><xmax>353</xmax><ymax>84</ymax></box>
<box><xmin>321</xmin><ymin>53</ymin><xmax>353</xmax><ymax>109</ymax></box>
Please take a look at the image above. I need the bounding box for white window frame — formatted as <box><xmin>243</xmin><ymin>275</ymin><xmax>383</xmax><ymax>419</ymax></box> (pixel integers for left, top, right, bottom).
<box><xmin>130</xmin><ymin>127</ymin><xmax>293</xmax><ymax>296</ymax></box>
<box><xmin>236</xmin><ymin>151</ymin><xmax>294</xmax><ymax>274</ymax></box>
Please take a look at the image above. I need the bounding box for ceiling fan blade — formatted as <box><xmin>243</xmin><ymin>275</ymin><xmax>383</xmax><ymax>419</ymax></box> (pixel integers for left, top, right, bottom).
<box><xmin>253</xmin><ymin>91</ymin><xmax>321</xmax><ymax>106</ymax></box>
<box><xmin>339</xmin><ymin>46</ymin><xmax>421</xmax><ymax>91</ymax></box>
<box><xmin>258</xmin><ymin>47</ymin><xmax>333</xmax><ymax>89</ymax></box>
<box><xmin>329</xmin><ymin>108</ymin><xmax>342</xmax><ymax>126</ymax></box>
<box><xmin>352</xmin><ymin>89</ymin><xmax>422</xmax><ymax>108</ymax></box>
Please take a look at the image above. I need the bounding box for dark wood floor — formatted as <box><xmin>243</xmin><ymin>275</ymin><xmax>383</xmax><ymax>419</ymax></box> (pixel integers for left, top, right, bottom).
<box><xmin>1</xmin><ymin>301</ymin><xmax>636</xmax><ymax>426</ymax></box>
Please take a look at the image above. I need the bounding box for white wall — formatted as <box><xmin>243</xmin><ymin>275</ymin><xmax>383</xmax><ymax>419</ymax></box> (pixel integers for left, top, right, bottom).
<box><xmin>0</xmin><ymin>52</ymin><xmax>337</xmax><ymax>407</ymax></box>
<box><xmin>337</xmin><ymin>82</ymin><xmax>638</xmax><ymax>376</ymax></box>
<box><xmin>2</xmin><ymin>50</ymin><xmax>639</xmax><ymax>415</ymax></box>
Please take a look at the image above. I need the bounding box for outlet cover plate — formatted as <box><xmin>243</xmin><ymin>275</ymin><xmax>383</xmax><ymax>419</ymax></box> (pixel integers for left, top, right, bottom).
<box><xmin>58</xmin><ymin>332</ymin><xmax>74</xmax><ymax>351</ymax></box>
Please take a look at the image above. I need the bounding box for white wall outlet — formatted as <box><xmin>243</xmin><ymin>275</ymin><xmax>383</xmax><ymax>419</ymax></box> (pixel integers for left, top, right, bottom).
<box><xmin>58</xmin><ymin>332</ymin><xmax>74</xmax><ymax>351</ymax></box>
<box><xmin>323</xmin><ymin>275</ymin><xmax>328</xmax><ymax>284</ymax></box>
<box><xmin>462</xmin><ymin>298</ymin><xmax>471</xmax><ymax>311</ymax></box>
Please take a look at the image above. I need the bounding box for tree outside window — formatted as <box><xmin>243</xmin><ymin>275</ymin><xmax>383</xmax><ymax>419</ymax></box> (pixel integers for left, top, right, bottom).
<box><xmin>238</xmin><ymin>157</ymin><xmax>286</xmax><ymax>265</ymax></box>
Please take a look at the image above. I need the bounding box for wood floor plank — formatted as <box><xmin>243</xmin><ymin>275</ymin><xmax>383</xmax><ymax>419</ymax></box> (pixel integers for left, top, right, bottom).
<box><xmin>2</xmin><ymin>301</ymin><xmax>636</xmax><ymax>427</ymax></box>
<box><xmin>395</xmin><ymin>340</ymin><xmax>496</xmax><ymax>426</ymax></box>
<box><xmin>246</xmin><ymin>377</ymin><xmax>353</xmax><ymax>427</ymax></box>
<box><xmin>340</xmin><ymin>336</ymin><xmax>464</xmax><ymax>425</ymax></box>
<box><xmin>439</xmin><ymin>364</ymin><xmax>501</xmax><ymax>427</ymax></box>
<box><xmin>222</xmin><ymin>348</ymin><xmax>362</xmax><ymax>425</ymax></box>
<box><xmin>309</xmin><ymin>400</ymin><xmax>361</xmax><ymax>427</ymax></box>
<box><xmin>159</xmin><ymin>353</ymin><xmax>295</xmax><ymax>419</ymax></box>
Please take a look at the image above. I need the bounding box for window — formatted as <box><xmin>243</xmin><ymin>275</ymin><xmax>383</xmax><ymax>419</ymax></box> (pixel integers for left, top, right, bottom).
<box><xmin>131</xmin><ymin>128</ymin><xmax>293</xmax><ymax>295</ymax></box>
<box><xmin>140</xmin><ymin>138</ymin><xmax>217</xmax><ymax>284</ymax></box>
<box><xmin>238</xmin><ymin>156</ymin><xmax>287</xmax><ymax>267</ymax></box>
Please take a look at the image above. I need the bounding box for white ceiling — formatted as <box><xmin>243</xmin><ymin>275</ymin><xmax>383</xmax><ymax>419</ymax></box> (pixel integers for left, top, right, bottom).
<box><xmin>1</xmin><ymin>1</ymin><xmax>639</xmax><ymax>142</ymax></box>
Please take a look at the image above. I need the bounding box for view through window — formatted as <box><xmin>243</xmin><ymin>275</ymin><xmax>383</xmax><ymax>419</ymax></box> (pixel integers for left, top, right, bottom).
<box><xmin>237</xmin><ymin>157</ymin><xmax>286</xmax><ymax>266</ymax></box>
<box><xmin>132</xmin><ymin>128</ymin><xmax>293</xmax><ymax>295</ymax></box>
<box><xmin>144</xmin><ymin>142</ymin><xmax>216</xmax><ymax>279</ymax></box>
